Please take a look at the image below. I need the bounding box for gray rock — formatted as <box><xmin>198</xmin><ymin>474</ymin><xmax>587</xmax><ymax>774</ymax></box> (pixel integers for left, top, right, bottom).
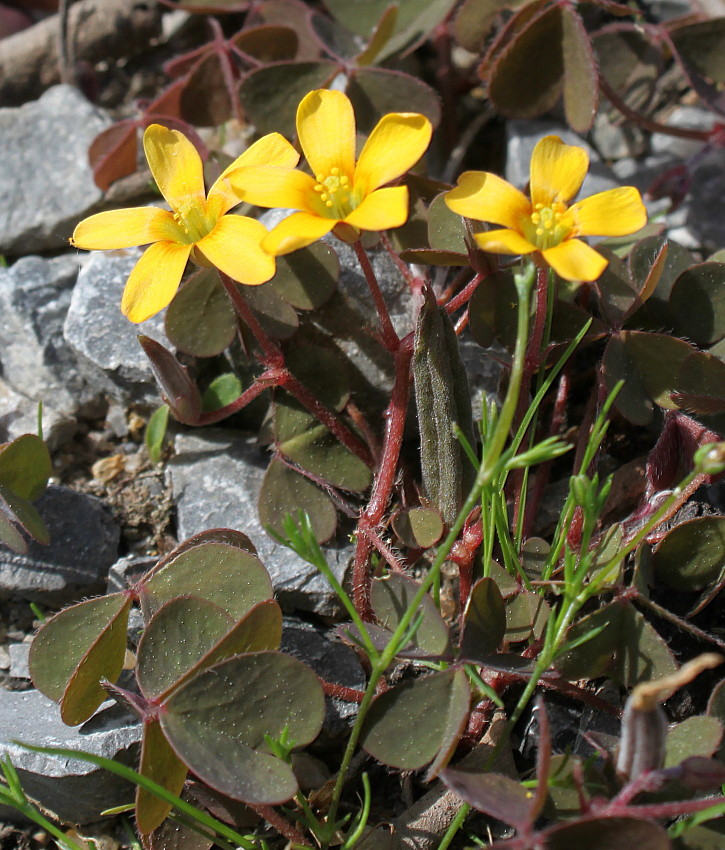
<box><xmin>0</xmin><ymin>378</ymin><xmax>76</xmax><ymax>450</ymax></box>
<box><xmin>0</xmin><ymin>85</ymin><xmax>109</xmax><ymax>256</ymax></box>
<box><xmin>106</xmin><ymin>554</ymin><xmax>157</xmax><ymax>595</ymax></box>
<box><xmin>0</xmin><ymin>689</ymin><xmax>140</xmax><ymax>825</ymax></box>
<box><xmin>63</xmin><ymin>250</ymin><xmax>172</xmax><ymax>406</ymax></box>
<box><xmin>168</xmin><ymin>430</ymin><xmax>353</xmax><ymax>617</ymax></box>
<box><xmin>0</xmin><ymin>254</ymin><xmax>95</xmax><ymax>416</ymax></box>
<box><xmin>590</xmin><ymin>111</ymin><xmax>646</xmax><ymax>161</ymax></box>
<box><xmin>0</xmin><ymin>485</ymin><xmax>120</xmax><ymax>605</ymax></box>
<box><xmin>506</xmin><ymin>119</ymin><xmax>622</xmax><ymax>198</ymax></box>
<box><xmin>281</xmin><ymin>617</ymin><xmax>365</xmax><ymax>736</ymax></box>
<box><xmin>7</xmin><ymin>642</ymin><xmax>30</xmax><ymax>679</ymax></box>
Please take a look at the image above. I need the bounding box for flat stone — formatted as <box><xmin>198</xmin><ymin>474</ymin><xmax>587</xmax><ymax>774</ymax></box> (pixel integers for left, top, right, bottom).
<box><xmin>0</xmin><ymin>85</ymin><xmax>109</xmax><ymax>256</ymax></box>
<box><xmin>168</xmin><ymin>430</ymin><xmax>353</xmax><ymax>617</ymax></box>
<box><xmin>0</xmin><ymin>485</ymin><xmax>120</xmax><ymax>605</ymax></box>
<box><xmin>281</xmin><ymin>617</ymin><xmax>365</xmax><ymax>736</ymax></box>
<box><xmin>63</xmin><ymin>250</ymin><xmax>172</xmax><ymax>406</ymax></box>
<box><xmin>7</xmin><ymin>641</ymin><xmax>30</xmax><ymax>679</ymax></box>
<box><xmin>0</xmin><ymin>378</ymin><xmax>76</xmax><ymax>450</ymax></box>
<box><xmin>0</xmin><ymin>689</ymin><xmax>140</xmax><ymax>825</ymax></box>
<box><xmin>0</xmin><ymin>254</ymin><xmax>95</xmax><ymax>416</ymax></box>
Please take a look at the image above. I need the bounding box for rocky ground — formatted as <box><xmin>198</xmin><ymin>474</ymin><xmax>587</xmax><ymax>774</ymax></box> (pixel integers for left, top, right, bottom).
<box><xmin>1</xmin><ymin>0</ymin><xmax>725</xmax><ymax>846</ymax></box>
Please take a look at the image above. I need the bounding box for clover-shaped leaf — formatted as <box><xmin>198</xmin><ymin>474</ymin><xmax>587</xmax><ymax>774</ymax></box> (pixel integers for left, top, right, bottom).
<box><xmin>258</xmin><ymin>456</ymin><xmax>338</xmax><ymax>543</ymax></box>
<box><xmin>360</xmin><ymin>668</ymin><xmax>469</xmax><ymax>773</ymax></box>
<box><xmin>29</xmin><ymin>593</ymin><xmax>132</xmax><ymax>725</ymax></box>
<box><xmin>139</xmin><ymin>540</ymin><xmax>273</xmax><ymax>622</ymax></box>
<box><xmin>371</xmin><ymin>572</ymin><xmax>450</xmax><ymax>657</ymax></box>
<box><xmin>160</xmin><ymin>652</ymin><xmax>324</xmax><ymax>804</ymax></box>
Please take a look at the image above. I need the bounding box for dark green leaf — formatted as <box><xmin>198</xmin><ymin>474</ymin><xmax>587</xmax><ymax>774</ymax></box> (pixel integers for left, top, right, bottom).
<box><xmin>239</xmin><ymin>61</ymin><xmax>339</xmax><ymax>136</ymax></box>
<box><xmin>670</xmin><ymin>263</ymin><xmax>725</xmax><ymax>347</ymax></box>
<box><xmin>460</xmin><ymin>578</ymin><xmax>506</xmax><ymax>661</ymax></box>
<box><xmin>545</xmin><ymin>817</ymin><xmax>670</xmax><ymax>850</ymax></box>
<box><xmin>258</xmin><ymin>456</ymin><xmax>337</xmax><ymax>543</ymax></box>
<box><xmin>140</xmin><ymin>542</ymin><xmax>273</xmax><ymax>622</ymax></box>
<box><xmin>165</xmin><ymin>269</ymin><xmax>237</xmax><ymax>357</ymax></box>
<box><xmin>145</xmin><ymin>405</ymin><xmax>169</xmax><ymax>464</ymax></box>
<box><xmin>360</xmin><ymin>669</ymin><xmax>469</xmax><ymax>770</ymax></box>
<box><xmin>136</xmin><ymin>719</ymin><xmax>188</xmax><ymax>835</ymax></box>
<box><xmin>266</xmin><ymin>243</ymin><xmax>339</xmax><ymax>310</ymax></box>
<box><xmin>137</xmin><ymin>597</ymin><xmax>234</xmax><ymax>700</ymax></box>
<box><xmin>653</xmin><ymin>516</ymin><xmax>725</xmax><ymax>592</ymax></box>
<box><xmin>273</xmin><ymin>398</ymin><xmax>372</xmax><ymax>492</ymax></box>
<box><xmin>371</xmin><ymin>572</ymin><xmax>450</xmax><ymax>656</ymax></box>
<box><xmin>161</xmin><ymin>652</ymin><xmax>325</xmax><ymax>804</ymax></box>
<box><xmin>440</xmin><ymin>767</ymin><xmax>533</xmax><ymax>829</ymax></box>
<box><xmin>555</xmin><ymin>599</ymin><xmax>677</xmax><ymax>687</ymax></box>
<box><xmin>666</xmin><ymin>716</ymin><xmax>723</xmax><ymax>767</ymax></box>
<box><xmin>392</xmin><ymin>507</ymin><xmax>444</xmax><ymax>549</ymax></box>
<box><xmin>428</xmin><ymin>192</ymin><xmax>468</xmax><ymax>255</ymax></box>
<box><xmin>561</xmin><ymin>4</ymin><xmax>598</xmax><ymax>133</ymax></box>
<box><xmin>239</xmin><ymin>283</ymin><xmax>299</xmax><ymax>340</ymax></box>
<box><xmin>346</xmin><ymin>68</ymin><xmax>441</xmax><ymax>135</ymax></box>
<box><xmin>0</xmin><ymin>434</ymin><xmax>52</xmax><ymax>501</ymax></box>
<box><xmin>28</xmin><ymin>593</ymin><xmax>132</xmax><ymax>725</ymax></box>
<box><xmin>487</xmin><ymin>4</ymin><xmax>563</xmax><ymax>119</ymax></box>
<box><xmin>671</xmin><ymin>18</ymin><xmax>725</xmax><ymax>84</ymax></box>
<box><xmin>201</xmin><ymin>374</ymin><xmax>243</xmax><ymax>412</ymax></box>
<box><xmin>602</xmin><ymin>331</ymin><xmax>695</xmax><ymax>425</ymax></box>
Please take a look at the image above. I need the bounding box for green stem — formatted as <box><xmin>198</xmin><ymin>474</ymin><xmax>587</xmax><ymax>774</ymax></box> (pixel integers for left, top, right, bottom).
<box><xmin>322</xmin><ymin>260</ymin><xmax>536</xmax><ymax>847</ymax></box>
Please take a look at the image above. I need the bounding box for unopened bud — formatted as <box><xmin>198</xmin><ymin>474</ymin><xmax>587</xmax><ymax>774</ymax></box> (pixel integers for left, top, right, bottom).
<box><xmin>694</xmin><ymin>442</ymin><xmax>725</xmax><ymax>476</ymax></box>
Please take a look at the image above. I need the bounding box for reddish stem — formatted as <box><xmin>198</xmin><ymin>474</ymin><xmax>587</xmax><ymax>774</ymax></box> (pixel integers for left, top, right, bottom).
<box><xmin>319</xmin><ymin>679</ymin><xmax>366</xmax><ymax>703</ymax></box>
<box><xmin>353</xmin><ymin>240</ymin><xmax>400</xmax><ymax>353</ymax></box>
<box><xmin>195</xmin><ymin>372</ymin><xmax>273</xmax><ymax>426</ymax></box>
<box><xmin>598</xmin><ymin>73</ymin><xmax>709</xmax><ymax>142</ymax></box>
<box><xmin>443</xmin><ymin>271</ymin><xmax>485</xmax><ymax>315</ymax></box>
<box><xmin>364</xmin><ymin>526</ymin><xmax>407</xmax><ymax>572</ymax></box>
<box><xmin>380</xmin><ymin>231</ymin><xmax>418</xmax><ymax>288</ymax></box>
<box><xmin>248</xmin><ymin>804</ymin><xmax>310</xmax><ymax>846</ymax></box>
<box><xmin>353</xmin><ymin>340</ymin><xmax>414</xmax><ymax>616</ymax></box>
<box><xmin>219</xmin><ymin>273</ymin><xmax>373</xmax><ymax>468</ymax></box>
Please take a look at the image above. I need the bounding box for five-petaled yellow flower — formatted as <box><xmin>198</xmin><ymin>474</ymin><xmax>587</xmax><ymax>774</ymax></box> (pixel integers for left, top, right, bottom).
<box><xmin>228</xmin><ymin>89</ymin><xmax>433</xmax><ymax>256</ymax></box>
<box><xmin>70</xmin><ymin>124</ymin><xmax>300</xmax><ymax>322</ymax></box>
<box><xmin>445</xmin><ymin>135</ymin><xmax>647</xmax><ymax>282</ymax></box>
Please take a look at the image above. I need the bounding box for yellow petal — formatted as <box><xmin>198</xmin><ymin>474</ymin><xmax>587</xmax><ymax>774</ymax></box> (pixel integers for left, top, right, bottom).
<box><xmin>542</xmin><ymin>238</ymin><xmax>608</xmax><ymax>281</ymax></box>
<box><xmin>208</xmin><ymin>133</ymin><xmax>301</xmax><ymax>216</ymax></box>
<box><xmin>261</xmin><ymin>212</ymin><xmax>336</xmax><ymax>256</ymax></box>
<box><xmin>568</xmin><ymin>186</ymin><xmax>647</xmax><ymax>237</ymax></box>
<box><xmin>473</xmin><ymin>228</ymin><xmax>537</xmax><ymax>255</ymax></box>
<box><xmin>529</xmin><ymin>135</ymin><xmax>588</xmax><ymax>208</ymax></box>
<box><xmin>354</xmin><ymin>113</ymin><xmax>432</xmax><ymax>196</ymax></box>
<box><xmin>226</xmin><ymin>166</ymin><xmax>317</xmax><ymax>212</ymax></box>
<box><xmin>446</xmin><ymin>172</ymin><xmax>531</xmax><ymax>230</ymax></box>
<box><xmin>196</xmin><ymin>215</ymin><xmax>276</xmax><ymax>285</ymax></box>
<box><xmin>143</xmin><ymin>124</ymin><xmax>206</xmax><ymax>213</ymax></box>
<box><xmin>344</xmin><ymin>186</ymin><xmax>409</xmax><ymax>231</ymax></box>
<box><xmin>121</xmin><ymin>241</ymin><xmax>191</xmax><ymax>323</ymax></box>
<box><xmin>71</xmin><ymin>207</ymin><xmax>183</xmax><ymax>249</ymax></box>
<box><xmin>297</xmin><ymin>90</ymin><xmax>355</xmax><ymax>182</ymax></box>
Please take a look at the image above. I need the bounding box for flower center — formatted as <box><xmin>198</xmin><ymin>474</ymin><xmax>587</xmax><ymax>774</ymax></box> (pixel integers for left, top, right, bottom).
<box><xmin>313</xmin><ymin>167</ymin><xmax>354</xmax><ymax>219</ymax></box>
<box><xmin>173</xmin><ymin>198</ymin><xmax>215</xmax><ymax>244</ymax></box>
<box><xmin>522</xmin><ymin>201</ymin><xmax>573</xmax><ymax>251</ymax></box>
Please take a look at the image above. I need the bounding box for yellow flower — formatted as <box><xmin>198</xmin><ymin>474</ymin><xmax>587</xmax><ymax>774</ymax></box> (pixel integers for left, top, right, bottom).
<box><xmin>445</xmin><ymin>135</ymin><xmax>647</xmax><ymax>282</ymax></box>
<box><xmin>70</xmin><ymin>124</ymin><xmax>300</xmax><ymax>322</ymax></box>
<box><xmin>228</xmin><ymin>89</ymin><xmax>433</xmax><ymax>256</ymax></box>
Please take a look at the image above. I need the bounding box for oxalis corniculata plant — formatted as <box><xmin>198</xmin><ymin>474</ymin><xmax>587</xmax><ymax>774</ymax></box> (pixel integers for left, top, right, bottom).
<box><xmin>4</xmin><ymin>2</ymin><xmax>725</xmax><ymax>849</ymax></box>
